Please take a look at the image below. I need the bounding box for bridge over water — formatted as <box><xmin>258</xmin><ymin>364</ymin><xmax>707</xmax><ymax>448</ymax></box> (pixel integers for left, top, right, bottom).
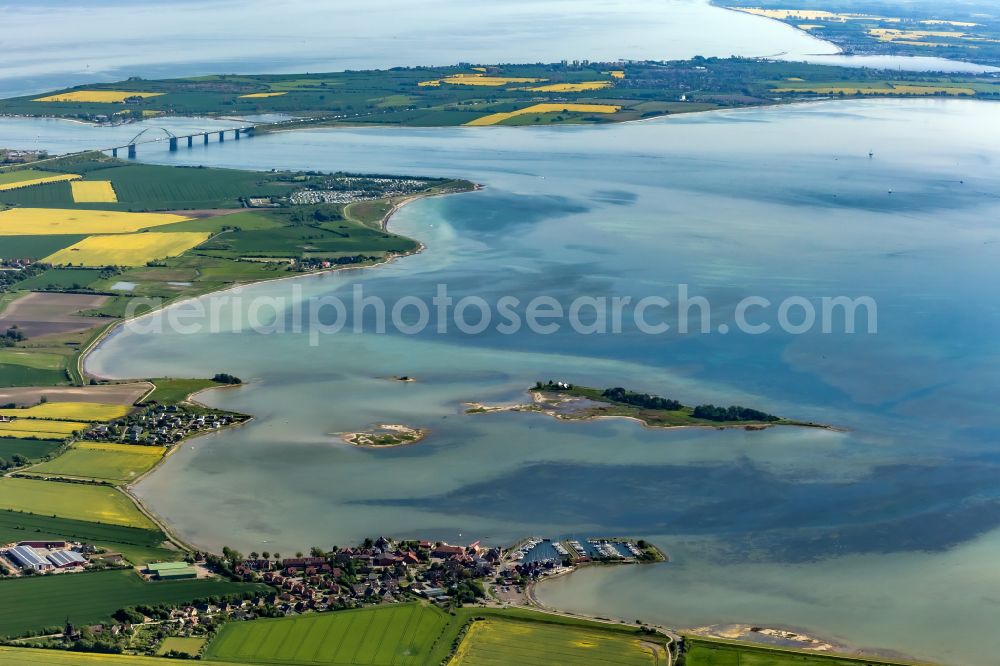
<box><xmin>104</xmin><ymin>116</ymin><xmax>338</xmax><ymax>158</ymax></box>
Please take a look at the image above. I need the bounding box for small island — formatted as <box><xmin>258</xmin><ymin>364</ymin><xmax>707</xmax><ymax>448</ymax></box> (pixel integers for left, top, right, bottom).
<box><xmin>468</xmin><ymin>381</ymin><xmax>835</xmax><ymax>431</ymax></box>
<box><xmin>340</xmin><ymin>424</ymin><xmax>427</xmax><ymax>447</ymax></box>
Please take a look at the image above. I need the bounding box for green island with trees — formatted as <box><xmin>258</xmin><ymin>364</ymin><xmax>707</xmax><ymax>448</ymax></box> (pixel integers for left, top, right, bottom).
<box><xmin>521</xmin><ymin>380</ymin><xmax>831</xmax><ymax>430</ymax></box>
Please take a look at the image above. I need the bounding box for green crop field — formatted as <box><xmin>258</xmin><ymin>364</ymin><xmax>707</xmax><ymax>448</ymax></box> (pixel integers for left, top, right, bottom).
<box><xmin>684</xmin><ymin>637</ymin><xmax>924</xmax><ymax>666</ymax></box>
<box><xmin>196</xmin><ymin>218</ymin><xmax>416</xmax><ymax>259</ymax></box>
<box><xmin>14</xmin><ymin>268</ymin><xmax>104</xmax><ymax>290</ymax></box>
<box><xmin>0</xmin><ymin>477</ymin><xmax>156</xmax><ymax>529</ymax></box>
<box><xmin>0</xmin><ymin>234</ymin><xmax>85</xmax><ymax>260</ymax></box>
<box><xmin>0</xmin><ymin>163</ymin><xmax>298</xmax><ymax>211</ymax></box>
<box><xmin>0</xmin><ymin>363</ymin><xmax>69</xmax><ymax>388</ymax></box>
<box><xmin>84</xmin><ymin>164</ymin><xmax>298</xmax><ymax>211</ymax></box>
<box><xmin>0</xmin><ymin>349</ymin><xmax>67</xmax><ymax>370</ymax></box>
<box><xmin>27</xmin><ymin>443</ymin><xmax>165</xmax><ymax>484</ymax></box>
<box><xmin>0</xmin><ymin>436</ymin><xmax>63</xmax><ymax>462</ymax></box>
<box><xmin>0</xmin><ymin>569</ymin><xmax>265</xmax><ymax>638</ymax></box>
<box><xmin>452</xmin><ymin>617</ymin><xmax>662</xmax><ymax>666</ymax></box>
<box><xmin>204</xmin><ymin>602</ymin><xmax>452</xmax><ymax>665</ymax></box>
<box><xmin>0</xmin><ymin>180</ymin><xmax>75</xmax><ymax>207</ymax></box>
<box><xmin>0</xmin><ymin>169</ymin><xmax>60</xmax><ymax>185</ymax></box>
<box><xmin>205</xmin><ymin>604</ymin><xmax>664</xmax><ymax>666</ymax></box>
<box><xmin>0</xmin><ymin>646</ymin><xmax>255</xmax><ymax>665</ymax></box>
<box><xmin>0</xmin><ymin>509</ymin><xmax>179</xmax><ymax>564</ymax></box>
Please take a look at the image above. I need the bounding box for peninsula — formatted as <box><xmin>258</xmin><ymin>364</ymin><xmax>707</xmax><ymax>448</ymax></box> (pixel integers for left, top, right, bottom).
<box><xmin>720</xmin><ymin>0</ymin><xmax>1000</xmax><ymax>67</ymax></box>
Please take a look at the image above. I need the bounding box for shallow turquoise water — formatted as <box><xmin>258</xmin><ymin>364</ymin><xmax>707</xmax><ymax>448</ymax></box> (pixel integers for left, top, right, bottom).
<box><xmin>5</xmin><ymin>98</ymin><xmax>998</xmax><ymax>663</ymax></box>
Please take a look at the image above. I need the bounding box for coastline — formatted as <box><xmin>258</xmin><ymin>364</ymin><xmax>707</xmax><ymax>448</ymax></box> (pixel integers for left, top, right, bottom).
<box><xmin>79</xmin><ymin>182</ymin><xmax>476</xmax><ymax>383</ymax></box>
<box><xmin>77</xmin><ymin>180</ymin><xmax>479</xmax><ymax>556</ymax></box>
<box><xmin>709</xmin><ymin>1</ymin><xmax>845</xmax><ymax>57</ymax></box>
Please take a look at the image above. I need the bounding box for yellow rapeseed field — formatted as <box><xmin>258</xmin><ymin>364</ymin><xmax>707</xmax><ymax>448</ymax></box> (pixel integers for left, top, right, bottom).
<box><xmin>0</xmin><ymin>419</ymin><xmax>86</xmax><ymax>438</ymax></box>
<box><xmin>0</xmin><ymin>208</ymin><xmax>189</xmax><ymax>235</ymax></box>
<box><xmin>76</xmin><ymin>442</ymin><xmax>164</xmax><ymax>456</ymax></box>
<box><xmin>420</xmin><ymin>74</ymin><xmax>547</xmax><ymax>87</ymax></box>
<box><xmin>70</xmin><ymin>180</ymin><xmax>118</xmax><ymax>203</ymax></box>
<box><xmin>239</xmin><ymin>92</ymin><xmax>287</xmax><ymax>98</ymax></box>
<box><xmin>466</xmin><ymin>103</ymin><xmax>621</xmax><ymax>126</ymax></box>
<box><xmin>0</xmin><ymin>173</ymin><xmax>80</xmax><ymax>192</ymax></box>
<box><xmin>870</xmin><ymin>28</ymin><xmax>965</xmax><ymax>42</ymax></box>
<box><xmin>34</xmin><ymin>91</ymin><xmax>164</xmax><ymax>103</ymax></box>
<box><xmin>772</xmin><ymin>84</ymin><xmax>975</xmax><ymax>95</ymax></box>
<box><xmin>526</xmin><ymin>81</ymin><xmax>613</xmax><ymax>92</ymax></box>
<box><xmin>0</xmin><ymin>402</ymin><xmax>131</xmax><ymax>422</ymax></box>
<box><xmin>606</xmin><ymin>70</ymin><xmax>626</xmax><ymax>79</ymax></box>
<box><xmin>44</xmin><ymin>231</ymin><xmax>212</xmax><ymax>266</ymax></box>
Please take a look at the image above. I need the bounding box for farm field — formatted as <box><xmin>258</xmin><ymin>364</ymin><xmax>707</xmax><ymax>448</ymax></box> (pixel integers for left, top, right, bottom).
<box><xmin>0</xmin><ymin>349</ymin><xmax>66</xmax><ymax>371</ymax></box>
<box><xmin>0</xmin><ymin>383</ymin><xmax>151</xmax><ymax>407</ymax></box>
<box><xmin>0</xmin><ymin>171</ymin><xmax>79</xmax><ymax>191</ymax></box>
<box><xmin>527</xmin><ymin>81</ymin><xmax>613</xmax><ymax>91</ymax></box>
<box><xmin>0</xmin><ymin>477</ymin><xmax>156</xmax><ymax>528</ymax></box>
<box><xmin>466</xmin><ymin>103</ymin><xmax>621</xmax><ymax>126</ymax></box>
<box><xmin>70</xmin><ymin>180</ymin><xmax>117</xmax><ymax>203</ymax></box>
<box><xmin>0</xmin><ymin>647</ymin><xmax>252</xmax><ymax>666</ymax></box>
<box><xmin>0</xmin><ymin>437</ymin><xmax>63</xmax><ymax>462</ymax></box>
<box><xmin>0</xmin><ymin>509</ymin><xmax>178</xmax><ymax>564</ymax></box>
<box><xmin>27</xmin><ymin>442</ymin><xmax>164</xmax><ymax>483</ymax></box>
<box><xmin>44</xmin><ymin>231</ymin><xmax>212</xmax><ymax>266</ymax></box>
<box><xmin>33</xmin><ymin>90</ymin><xmax>164</xmax><ymax>103</ymax></box>
<box><xmin>0</xmin><ymin>418</ymin><xmax>86</xmax><ymax>438</ymax></box>
<box><xmin>204</xmin><ymin>604</ymin><xmax>661</xmax><ymax>666</ymax></box>
<box><xmin>0</xmin><ymin>569</ymin><xmax>264</xmax><ymax>638</ymax></box>
<box><xmin>0</xmin><ymin>291</ymin><xmax>109</xmax><ymax>338</ymax></box>
<box><xmin>451</xmin><ymin>617</ymin><xmax>662</xmax><ymax>666</ymax></box>
<box><xmin>70</xmin><ymin>163</ymin><xmax>299</xmax><ymax>210</ymax></box>
<box><xmin>0</xmin><ymin>357</ymin><xmax>68</xmax><ymax>388</ymax></box>
<box><xmin>12</xmin><ymin>267</ymin><xmax>104</xmax><ymax>290</ymax></box>
<box><xmin>0</xmin><ymin>234</ymin><xmax>86</xmax><ymax>261</ymax></box>
<box><xmin>205</xmin><ymin>602</ymin><xmax>451</xmax><ymax>665</ymax></box>
<box><xmin>196</xmin><ymin>221</ymin><xmax>413</xmax><ymax>259</ymax></box>
<box><xmin>0</xmin><ymin>366</ymin><xmax>67</xmax><ymax>388</ymax></box>
<box><xmin>683</xmin><ymin>637</ymin><xmax>924</xmax><ymax>666</ymax></box>
<box><xmin>0</xmin><ymin>401</ymin><xmax>130</xmax><ymax>421</ymax></box>
<box><xmin>0</xmin><ymin>208</ymin><xmax>188</xmax><ymax>235</ymax></box>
